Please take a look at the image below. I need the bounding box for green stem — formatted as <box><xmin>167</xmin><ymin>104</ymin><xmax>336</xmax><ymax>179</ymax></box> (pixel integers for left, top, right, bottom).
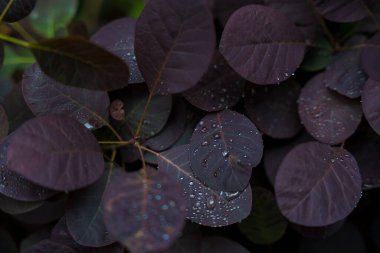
<box><xmin>0</xmin><ymin>33</ymin><xmax>32</xmax><ymax>48</ymax></box>
<box><xmin>9</xmin><ymin>22</ymin><xmax>36</xmax><ymax>42</ymax></box>
<box><xmin>0</xmin><ymin>0</ymin><xmax>15</xmax><ymax>23</ymax></box>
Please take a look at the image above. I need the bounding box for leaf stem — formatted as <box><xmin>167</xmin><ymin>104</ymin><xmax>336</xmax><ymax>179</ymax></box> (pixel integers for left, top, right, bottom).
<box><xmin>0</xmin><ymin>33</ymin><xmax>32</xmax><ymax>48</ymax></box>
<box><xmin>0</xmin><ymin>0</ymin><xmax>15</xmax><ymax>23</ymax></box>
<box><xmin>98</xmin><ymin>140</ymin><xmax>133</xmax><ymax>145</ymax></box>
<box><xmin>134</xmin><ymin>90</ymin><xmax>154</xmax><ymax>138</ymax></box>
<box><xmin>9</xmin><ymin>22</ymin><xmax>36</xmax><ymax>42</ymax></box>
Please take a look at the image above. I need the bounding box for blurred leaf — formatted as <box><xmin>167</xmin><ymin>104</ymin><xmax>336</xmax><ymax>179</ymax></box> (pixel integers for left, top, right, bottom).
<box><xmin>301</xmin><ymin>36</ymin><xmax>332</xmax><ymax>72</ymax></box>
<box><xmin>28</xmin><ymin>0</ymin><xmax>79</xmax><ymax>38</ymax></box>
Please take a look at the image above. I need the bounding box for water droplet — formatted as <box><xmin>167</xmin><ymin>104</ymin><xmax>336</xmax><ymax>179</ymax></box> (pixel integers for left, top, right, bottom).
<box><xmin>213</xmin><ymin>133</ymin><xmax>220</xmax><ymax>139</ymax></box>
<box><xmin>201</xmin><ymin>127</ymin><xmax>208</xmax><ymax>133</ymax></box>
<box><xmin>222</xmin><ymin>150</ymin><xmax>229</xmax><ymax>157</ymax></box>
<box><xmin>162</xmin><ymin>234</ymin><xmax>170</xmax><ymax>240</ymax></box>
<box><xmin>201</xmin><ymin>141</ymin><xmax>209</xmax><ymax>147</ymax></box>
<box><xmin>199</xmin><ymin>121</ymin><xmax>204</xmax><ymax>126</ymax></box>
<box><xmin>206</xmin><ymin>196</ymin><xmax>216</xmax><ymax>210</ymax></box>
<box><xmin>161</xmin><ymin>204</ymin><xmax>169</xmax><ymax>210</ymax></box>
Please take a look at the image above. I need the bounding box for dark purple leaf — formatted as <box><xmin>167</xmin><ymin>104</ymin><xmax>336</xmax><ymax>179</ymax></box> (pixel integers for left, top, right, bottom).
<box><xmin>0</xmin><ymin>193</ymin><xmax>43</xmax><ymax>214</ymax></box>
<box><xmin>264</xmin><ymin>0</ymin><xmax>317</xmax><ymax>40</ymax></box>
<box><xmin>22</xmin><ymin>240</ymin><xmax>75</xmax><ymax>253</ymax></box>
<box><xmin>0</xmin><ymin>0</ymin><xmax>37</xmax><ymax>22</ymax></box>
<box><xmin>211</xmin><ymin>0</ymin><xmax>263</xmax><ymax>26</ymax></box>
<box><xmin>1</xmin><ymin>81</ymin><xmax>34</xmax><ymax>132</ymax></box>
<box><xmin>275</xmin><ymin>141</ymin><xmax>362</xmax><ymax>226</ymax></box>
<box><xmin>0</xmin><ymin>105</ymin><xmax>8</xmax><ymax>140</ymax></box>
<box><xmin>219</xmin><ymin>5</ymin><xmax>306</xmax><ymax>85</ymax></box>
<box><xmin>190</xmin><ymin>109</ymin><xmax>263</xmax><ymax>192</ymax></box>
<box><xmin>361</xmin><ymin>32</ymin><xmax>380</xmax><ymax>81</ymax></box>
<box><xmin>160</xmin><ymin>231</ymin><xmax>202</xmax><ymax>253</ymax></box>
<box><xmin>244</xmin><ymin>80</ymin><xmax>302</xmax><ymax>139</ymax></box>
<box><xmin>51</xmin><ymin>217</ymin><xmax>124</xmax><ymax>253</ymax></box>
<box><xmin>135</xmin><ymin>0</ymin><xmax>215</xmax><ymax>94</ymax></box>
<box><xmin>347</xmin><ymin>132</ymin><xmax>380</xmax><ymax>190</ymax></box>
<box><xmin>14</xmin><ymin>197</ymin><xmax>67</xmax><ymax>224</ymax></box>
<box><xmin>116</xmin><ymin>85</ymin><xmax>172</xmax><ymax>140</ymax></box>
<box><xmin>103</xmin><ymin>168</ymin><xmax>186</xmax><ymax>253</ymax></box>
<box><xmin>0</xmin><ymin>137</ymin><xmax>57</xmax><ymax>201</ymax></box>
<box><xmin>6</xmin><ymin>114</ymin><xmax>104</xmax><ymax>192</ymax></box>
<box><xmin>362</xmin><ymin>79</ymin><xmax>380</xmax><ymax>136</ymax></box>
<box><xmin>298</xmin><ymin>72</ymin><xmax>362</xmax><ymax>144</ymax></box>
<box><xmin>312</xmin><ymin>0</ymin><xmax>372</xmax><ymax>23</ymax></box>
<box><xmin>324</xmin><ymin>49</ymin><xmax>367</xmax><ymax>99</ymax></box>
<box><xmin>239</xmin><ymin>186</ymin><xmax>287</xmax><ymax>244</ymax></box>
<box><xmin>22</xmin><ymin>64</ymin><xmax>110</xmax><ymax>130</ymax></box>
<box><xmin>158</xmin><ymin>145</ymin><xmax>252</xmax><ymax>227</ymax></box>
<box><xmin>144</xmin><ymin>98</ymin><xmax>187</xmax><ymax>151</ymax></box>
<box><xmin>91</xmin><ymin>17</ymin><xmax>144</xmax><ymax>84</ymax></box>
<box><xmin>66</xmin><ymin>167</ymin><xmax>118</xmax><ymax>247</ymax></box>
<box><xmin>183</xmin><ymin>52</ymin><xmax>245</xmax><ymax>112</ymax></box>
<box><xmin>31</xmin><ymin>37</ymin><xmax>130</xmax><ymax>90</ymax></box>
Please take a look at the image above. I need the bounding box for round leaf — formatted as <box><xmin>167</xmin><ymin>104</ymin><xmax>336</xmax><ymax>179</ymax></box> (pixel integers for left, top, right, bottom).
<box><xmin>31</xmin><ymin>37</ymin><xmax>130</xmax><ymax>91</ymax></box>
<box><xmin>22</xmin><ymin>64</ymin><xmax>110</xmax><ymax>130</ymax></box>
<box><xmin>244</xmin><ymin>80</ymin><xmax>302</xmax><ymax>139</ymax></box>
<box><xmin>91</xmin><ymin>17</ymin><xmax>144</xmax><ymax>84</ymax></box>
<box><xmin>6</xmin><ymin>114</ymin><xmax>105</xmax><ymax>192</ymax></box>
<box><xmin>190</xmin><ymin>109</ymin><xmax>263</xmax><ymax>192</ymax></box>
<box><xmin>158</xmin><ymin>145</ymin><xmax>252</xmax><ymax>227</ymax></box>
<box><xmin>219</xmin><ymin>4</ymin><xmax>306</xmax><ymax>85</ymax></box>
<box><xmin>362</xmin><ymin>79</ymin><xmax>380</xmax><ymax>136</ymax></box>
<box><xmin>0</xmin><ymin>193</ymin><xmax>43</xmax><ymax>215</ymax></box>
<box><xmin>0</xmin><ymin>0</ymin><xmax>37</xmax><ymax>22</ymax></box>
<box><xmin>239</xmin><ymin>187</ymin><xmax>287</xmax><ymax>244</ymax></box>
<box><xmin>275</xmin><ymin>141</ymin><xmax>362</xmax><ymax>226</ymax></box>
<box><xmin>103</xmin><ymin>169</ymin><xmax>186</xmax><ymax>253</ymax></box>
<box><xmin>135</xmin><ymin>0</ymin><xmax>215</xmax><ymax>94</ymax></box>
<box><xmin>298</xmin><ymin>72</ymin><xmax>362</xmax><ymax>145</ymax></box>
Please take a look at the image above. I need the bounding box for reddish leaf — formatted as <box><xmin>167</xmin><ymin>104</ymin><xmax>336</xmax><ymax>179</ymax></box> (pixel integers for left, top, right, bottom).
<box><xmin>298</xmin><ymin>72</ymin><xmax>362</xmax><ymax>144</ymax></box>
<box><xmin>22</xmin><ymin>64</ymin><xmax>110</xmax><ymax>130</ymax></box>
<box><xmin>244</xmin><ymin>80</ymin><xmax>302</xmax><ymax>139</ymax></box>
<box><xmin>103</xmin><ymin>169</ymin><xmax>186</xmax><ymax>253</ymax></box>
<box><xmin>135</xmin><ymin>0</ymin><xmax>215</xmax><ymax>94</ymax></box>
<box><xmin>91</xmin><ymin>17</ymin><xmax>144</xmax><ymax>84</ymax></box>
<box><xmin>362</xmin><ymin>79</ymin><xmax>380</xmax><ymax>135</ymax></box>
<box><xmin>190</xmin><ymin>110</ymin><xmax>263</xmax><ymax>192</ymax></box>
<box><xmin>158</xmin><ymin>145</ymin><xmax>252</xmax><ymax>227</ymax></box>
<box><xmin>183</xmin><ymin>52</ymin><xmax>245</xmax><ymax>112</ymax></box>
<box><xmin>6</xmin><ymin>114</ymin><xmax>104</xmax><ymax>192</ymax></box>
<box><xmin>219</xmin><ymin>5</ymin><xmax>306</xmax><ymax>85</ymax></box>
<box><xmin>275</xmin><ymin>142</ymin><xmax>362</xmax><ymax>226</ymax></box>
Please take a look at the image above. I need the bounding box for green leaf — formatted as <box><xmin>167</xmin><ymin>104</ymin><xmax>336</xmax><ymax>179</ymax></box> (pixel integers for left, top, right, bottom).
<box><xmin>239</xmin><ymin>186</ymin><xmax>287</xmax><ymax>245</ymax></box>
<box><xmin>0</xmin><ymin>45</ymin><xmax>35</xmax><ymax>78</ymax></box>
<box><xmin>28</xmin><ymin>0</ymin><xmax>79</xmax><ymax>38</ymax></box>
<box><xmin>31</xmin><ymin>37</ymin><xmax>130</xmax><ymax>90</ymax></box>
